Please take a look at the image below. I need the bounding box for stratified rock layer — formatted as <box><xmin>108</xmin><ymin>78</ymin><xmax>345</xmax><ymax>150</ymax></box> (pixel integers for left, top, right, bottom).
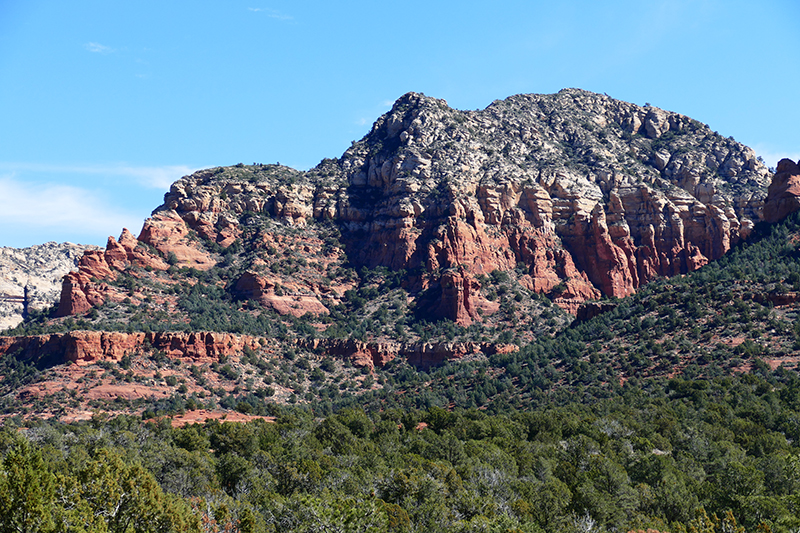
<box><xmin>323</xmin><ymin>91</ymin><xmax>768</xmax><ymax>316</ymax></box>
<box><xmin>0</xmin><ymin>330</ymin><xmax>516</xmax><ymax>370</ymax></box>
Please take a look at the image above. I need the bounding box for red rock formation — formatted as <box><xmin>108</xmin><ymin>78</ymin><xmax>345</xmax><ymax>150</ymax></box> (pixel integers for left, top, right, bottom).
<box><xmin>763</xmin><ymin>159</ymin><xmax>800</xmax><ymax>223</ymax></box>
<box><xmin>433</xmin><ymin>270</ymin><xmax>497</xmax><ymax>326</ymax></box>
<box><xmin>78</xmin><ymin>249</ymin><xmax>115</xmax><ymax>280</ymax></box>
<box><xmin>0</xmin><ymin>331</ymin><xmax>514</xmax><ymax>370</ymax></box>
<box><xmin>56</xmin><ymin>218</ymin><xmax>209</xmax><ymax>316</ymax></box>
<box><xmin>104</xmin><ymin>235</ymin><xmax>130</xmax><ymax>270</ymax></box>
<box><xmin>299</xmin><ymin>338</ymin><xmax>398</xmax><ymax>369</ymax></box>
<box><xmin>55</xmin><ymin>246</ymin><xmax>131</xmax><ymax>317</ymax></box>
<box><xmin>752</xmin><ymin>291</ymin><xmax>800</xmax><ymax>307</ymax></box>
<box><xmin>233</xmin><ymin>272</ymin><xmax>330</xmax><ymax>317</ymax></box>
<box><xmin>402</xmin><ymin>341</ymin><xmax>518</xmax><ymax>369</ymax></box>
<box><xmin>56</xmin><ymin>273</ymin><xmax>92</xmax><ymax>317</ymax></box>
<box><xmin>563</xmin><ymin>203</ymin><xmax>638</xmax><ymax>298</ymax></box>
<box><xmin>299</xmin><ymin>338</ymin><xmax>518</xmax><ymax>370</ymax></box>
<box><xmin>52</xmin><ymin>91</ymin><xmax>775</xmax><ymax>326</ymax></box>
<box><xmin>55</xmin><ymin>271</ymin><xmax>116</xmax><ymax>317</ymax></box>
<box><xmin>0</xmin><ymin>331</ymin><xmax>264</xmax><ymax>366</ymax></box>
<box><xmin>138</xmin><ymin>212</ymin><xmax>215</xmax><ymax>270</ymax></box>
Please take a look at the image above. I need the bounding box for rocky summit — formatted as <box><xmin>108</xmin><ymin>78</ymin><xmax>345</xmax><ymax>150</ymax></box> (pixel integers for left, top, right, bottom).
<box><xmin>323</xmin><ymin>89</ymin><xmax>769</xmax><ymax>314</ymax></box>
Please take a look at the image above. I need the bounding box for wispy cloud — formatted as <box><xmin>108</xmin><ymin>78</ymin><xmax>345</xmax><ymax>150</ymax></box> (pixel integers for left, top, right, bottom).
<box><xmin>84</xmin><ymin>42</ymin><xmax>114</xmax><ymax>54</ymax></box>
<box><xmin>0</xmin><ymin>162</ymin><xmax>197</xmax><ymax>190</ymax></box>
<box><xmin>248</xmin><ymin>7</ymin><xmax>293</xmax><ymax>20</ymax></box>
<box><xmin>0</xmin><ymin>176</ymin><xmax>139</xmax><ymax>241</ymax></box>
<box><xmin>116</xmin><ymin>165</ymin><xmax>196</xmax><ymax>189</ymax></box>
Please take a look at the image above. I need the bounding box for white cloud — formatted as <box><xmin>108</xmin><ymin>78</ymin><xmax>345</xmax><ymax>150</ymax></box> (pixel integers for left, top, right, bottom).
<box><xmin>84</xmin><ymin>42</ymin><xmax>114</xmax><ymax>54</ymax></box>
<box><xmin>115</xmin><ymin>165</ymin><xmax>196</xmax><ymax>189</ymax></box>
<box><xmin>0</xmin><ymin>176</ymin><xmax>138</xmax><ymax>236</ymax></box>
<box><xmin>0</xmin><ymin>163</ymin><xmax>202</xmax><ymax>246</ymax></box>
<box><xmin>0</xmin><ymin>162</ymin><xmax>197</xmax><ymax>190</ymax></box>
<box><xmin>248</xmin><ymin>7</ymin><xmax>293</xmax><ymax>20</ymax></box>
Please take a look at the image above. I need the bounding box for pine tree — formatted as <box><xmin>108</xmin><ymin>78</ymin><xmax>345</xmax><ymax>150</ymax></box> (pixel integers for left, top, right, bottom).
<box><xmin>0</xmin><ymin>439</ymin><xmax>56</xmax><ymax>533</ymax></box>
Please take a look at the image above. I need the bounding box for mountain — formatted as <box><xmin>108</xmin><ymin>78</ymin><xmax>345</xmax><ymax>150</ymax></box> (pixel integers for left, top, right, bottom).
<box><xmin>0</xmin><ymin>88</ymin><xmax>795</xmax><ymax>421</ymax></box>
<box><xmin>60</xmin><ymin>89</ymin><xmax>770</xmax><ymax>321</ymax></box>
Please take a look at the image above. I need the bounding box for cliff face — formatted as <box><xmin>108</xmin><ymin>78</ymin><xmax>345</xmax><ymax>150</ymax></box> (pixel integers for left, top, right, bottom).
<box><xmin>103</xmin><ymin>89</ymin><xmax>765</xmax><ymax>321</ymax></box>
<box><xmin>0</xmin><ymin>330</ymin><xmax>262</xmax><ymax>366</ymax></box>
<box><xmin>326</xmin><ymin>91</ymin><xmax>767</xmax><ymax>313</ymax></box>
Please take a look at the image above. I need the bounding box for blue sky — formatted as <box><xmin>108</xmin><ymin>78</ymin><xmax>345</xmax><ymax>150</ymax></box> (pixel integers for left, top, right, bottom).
<box><xmin>1</xmin><ymin>0</ymin><xmax>798</xmax><ymax>248</ymax></box>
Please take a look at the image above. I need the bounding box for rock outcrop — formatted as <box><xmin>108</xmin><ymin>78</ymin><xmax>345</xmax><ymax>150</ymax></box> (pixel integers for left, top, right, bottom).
<box><xmin>0</xmin><ymin>242</ymin><xmax>98</xmax><ymax>330</ymax></box>
<box><xmin>233</xmin><ymin>271</ymin><xmax>332</xmax><ymax>317</ymax></box>
<box><xmin>0</xmin><ymin>331</ymin><xmax>263</xmax><ymax>366</ymax></box>
<box><xmin>321</xmin><ymin>91</ymin><xmax>767</xmax><ymax>318</ymax></box>
<box><xmin>299</xmin><ymin>337</ymin><xmax>518</xmax><ymax>370</ymax></box>
<box><xmin>575</xmin><ymin>301</ymin><xmax>619</xmax><ymax>322</ymax></box>
<box><xmin>55</xmin><ymin>228</ymin><xmax>170</xmax><ymax>317</ymax></box>
<box><xmin>763</xmin><ymin>158</ymin><xmax>800</xmax><ymax>223</ymax></box>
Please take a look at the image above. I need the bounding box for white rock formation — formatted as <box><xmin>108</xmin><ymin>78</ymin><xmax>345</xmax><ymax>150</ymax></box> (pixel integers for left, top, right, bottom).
<box><xmin>0</xmin><ymin>242</ymin><xmax>98</xmax><ymax>330</ymax></box>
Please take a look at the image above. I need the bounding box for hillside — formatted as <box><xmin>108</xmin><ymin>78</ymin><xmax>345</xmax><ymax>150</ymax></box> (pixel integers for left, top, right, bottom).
<box><xmin>5</xmin><ymin>212</ymin><xmax>800</xmax><ymax>530</ymax></box>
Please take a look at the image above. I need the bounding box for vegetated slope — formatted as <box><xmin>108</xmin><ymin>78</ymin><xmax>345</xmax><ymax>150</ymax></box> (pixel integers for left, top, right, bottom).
<box><xmin>348</xmin><ymin>208</ymin><xmax>800</xmax><ymax>415</ymax></box>
<box><xmin>4</xmin><ymin>204</ymin><xmax>800</xmax><ymax>421</ymax></box>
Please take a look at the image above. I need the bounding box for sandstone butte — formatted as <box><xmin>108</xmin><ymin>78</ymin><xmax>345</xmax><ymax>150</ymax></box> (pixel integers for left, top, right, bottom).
<box><xmin>7</xmin><ymin>89</ymin><xmax>800</xmax><ymax>370</ymax></box>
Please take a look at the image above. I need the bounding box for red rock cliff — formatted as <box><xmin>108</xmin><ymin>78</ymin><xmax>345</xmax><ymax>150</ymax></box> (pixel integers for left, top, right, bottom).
<box><xmin>0</xmin><ymin>331</ymin><xmax>515</xmax><ymax>370</ymax></box>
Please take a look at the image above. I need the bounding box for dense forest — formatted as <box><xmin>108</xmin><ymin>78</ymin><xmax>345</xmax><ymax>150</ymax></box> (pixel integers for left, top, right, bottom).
<box><xmin>2</xmin><ymin>371</ymin><xmax>800</xmax><ymax>532</ymax></box>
